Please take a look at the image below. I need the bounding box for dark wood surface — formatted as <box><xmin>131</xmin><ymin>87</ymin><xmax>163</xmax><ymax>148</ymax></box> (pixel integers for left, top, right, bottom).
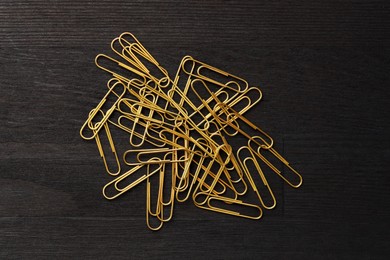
<box><xmin>1</xmin><ymin>1</ymin><xmax>390</xmax><ymax>259</ymax></box>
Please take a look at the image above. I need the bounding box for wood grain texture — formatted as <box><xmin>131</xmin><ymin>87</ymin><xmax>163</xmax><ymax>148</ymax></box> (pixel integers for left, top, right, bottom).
<box><xmin>1</xmin><ymin>0</ymin><xmax>390</xmax><ymax>259</ymax></box>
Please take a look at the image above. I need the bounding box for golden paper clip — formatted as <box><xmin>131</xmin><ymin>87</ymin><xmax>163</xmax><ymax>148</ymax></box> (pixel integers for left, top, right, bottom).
<box><xmin>248</xmin><ymin>139</ymin><xmax>303</xmax><ymax>188</ymax></box>
<box><xmin>111</xmin><ymin>36</ymin><xmax>145</xmax><ymax>72</ymax></box>
<box><xmin>95</xmin><ymin>54</ymin><xmax>148</xmax><ymax>84</ymax></box>
<box><xmin>205</xmin><ymin>96</ymin><xmax>274</xmax><ymax>149</ymax></box>
<box><xmin>157</xmin><ymin>153</ymin><xmax>176</xmax><ymax>222</ymax></box>
<box><xmin>94</xmin><ymin>119</ymin><xmax>121</xmax><ymax>176</ymax></box>
<box><xmin>118</xmin><ymin>94</ymin><xmax>159</xmax><ymax>147</ymax></box>
<box><xmin>180</xmin><ymin>56</ymin><xmax>248</xmax><ymax>93</ymax></box>
<box><xmin>206</xmin><ymin>134</ymin><xmax>246</xmax><ymax>196</ymax></box>
<box><xmin>174</xmin><ymin>135</ymin><xmax>205</xmax><ymax>193</ymax></box>
<box><xmin>193</xmin><ymin>193</ymin><xmax>263</xmax><ymax>220</ymax></box>
<box><xmin>118</xmin><ymin>32</ymin><xmax>171</xmax><ymax>87</ymax></box>
<box><xmin>102</xmin><ymin>162</ymin><xmax>162</xmax><ymax>200</ymax></box>
<box><xmin>192</xmin><ymin>144</ymin><xmax>232</xmax><ymax>205</ymax></box>
<box><xmin>107</xmin><ymin>112</ymin><xmax>166</xmax><ymax>148</ymax></box>
<box><xmin>237</xmin><ymin>146</ymin><xmax>276</xmax><ymax>209</ymax></box>
<box><xmin>80</xmin><ymin>81</ymin><xmax>126</xmax><ymax>140</ymax></box>
<box><xmin>123</xmin><ymin>147</ymin><xmax>190</xmax><ymax>166</ymax></box>
<box><xmin>146</xmin><ymin>169</ymin><xmax>164</xmax><ymax>230</ymax></box>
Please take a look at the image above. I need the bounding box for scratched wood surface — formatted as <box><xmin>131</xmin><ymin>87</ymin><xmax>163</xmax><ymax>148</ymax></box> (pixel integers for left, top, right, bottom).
<box><xmin>1</xmin><ymin>0</ymin><xmax>390</xmax><ymax>259</ymax></box>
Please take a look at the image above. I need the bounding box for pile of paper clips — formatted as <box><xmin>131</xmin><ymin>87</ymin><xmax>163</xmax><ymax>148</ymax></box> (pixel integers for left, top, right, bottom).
<box><xmin>80</xmin><ymin>33</ymin><xmax>303</xmax><ymax>230</ymax></box>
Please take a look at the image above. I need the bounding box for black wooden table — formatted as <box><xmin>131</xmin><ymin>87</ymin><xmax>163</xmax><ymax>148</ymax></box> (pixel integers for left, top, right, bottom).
<box><xmin>1</xmin><ymin>1</ymin><xmax>389</xmax><ymax>259</ymax></box>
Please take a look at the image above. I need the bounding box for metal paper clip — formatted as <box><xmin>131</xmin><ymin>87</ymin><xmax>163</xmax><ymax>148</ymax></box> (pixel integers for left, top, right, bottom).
<box><xmin>248</xmin><ymin>141</ymin><xmax>303</xmax><ymax>188</ymax></box>
<box><xmin>117</xmin><ymin>32</ymin><xmax>171</xmax><ymax>86</ymax></box>
<box><xmin>180</xmin><ymin>56</ymin><xmax>248</xmax><ymax>92</ymax></box>
<box><xmin>193</xmin><ymin>194</ymin><xmax>263</xmax><ymax>220</ymax></box>
<box><xmin>207</xmin><ymin>96</ymin><xmax>274</xmax><ymax>149</ymax></box>
<box><xmin>95</xmin><ymin>54</ymin><xmax>148</xmax><ymax>84</ymax></box>
<box><xmin>157</xmin><ymin>155</ymin><xmax>175</xmax><ymax>222</ymax></box>
<box><xmin>80</xmin><ymin>81</ymin><xmax>126</xmax><ymax>140</ymax></box>
<box><xmin>94</xmin><ymin>120</ymin><xmax>121</xmax><ymax>176</ymax></box>
<box><xmin>107</xmin><ymin>112</ymin><xmax>166</xmax><ymax>148</ymax></box>
<box><xmin>103</xmin><ymin>162</ymin><xmax>162</xmax><ymax>200</ymax></box>
<box><xmin>237</xmin><ymin>146</ymin><xmax>276</xmax><ymax>209</ymax></box>
<box><xmin>123</xmin><ymin>147</ymin><xmax>190</xmax><ymax>166</ymax></box>
<box><xmin>192</xmin><ymin>144</ymin><xmax>232</xmax><ymax>205</ymax></box>
<box><xmin>146</xmin><ymin>171</ymin><xmax>164</xmax><ymax>231</ymax></box>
